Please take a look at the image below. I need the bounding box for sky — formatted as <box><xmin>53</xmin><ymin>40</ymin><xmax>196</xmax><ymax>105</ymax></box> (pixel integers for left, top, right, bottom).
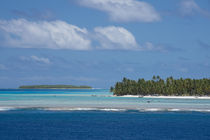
<box><xmin>0</xmin><ymin>0</ymin><xmax>210</xmax><ymax>88</ymax></box>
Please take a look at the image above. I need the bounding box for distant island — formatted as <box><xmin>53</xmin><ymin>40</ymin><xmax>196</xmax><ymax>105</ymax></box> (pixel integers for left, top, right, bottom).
<box><xmin>110</xmin><ymin>76</ymin><xmax>210</xmax><ymax>96</ymax></box>
<box><xmin>19</xmin><ymin>85</ymin><xmax>92</xmax><ymax>89</ymax></box>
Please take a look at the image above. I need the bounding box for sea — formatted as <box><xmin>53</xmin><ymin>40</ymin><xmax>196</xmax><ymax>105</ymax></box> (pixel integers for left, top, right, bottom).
<box><xmin>0</xmin><ymin>89</ymin><xmax>210</xmax><ymax>140</ymax></box>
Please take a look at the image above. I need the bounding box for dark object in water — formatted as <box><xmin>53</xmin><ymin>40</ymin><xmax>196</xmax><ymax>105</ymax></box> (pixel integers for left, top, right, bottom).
<box><xmin>91</xmin><ymin>95</ymin><xmax>97</xmax><ymax>97</ymax></box>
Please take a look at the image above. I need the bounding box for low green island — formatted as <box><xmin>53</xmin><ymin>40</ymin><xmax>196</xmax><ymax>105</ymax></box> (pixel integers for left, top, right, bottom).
<box><xmin>19</xmin><ymin>85</ymin><xmax>92</xmax><ymax>89</ymax></box>
<box><xmin>110</xmin><ymin>76</ymin><xmax>210</xmax><ymax>96</ymax></box>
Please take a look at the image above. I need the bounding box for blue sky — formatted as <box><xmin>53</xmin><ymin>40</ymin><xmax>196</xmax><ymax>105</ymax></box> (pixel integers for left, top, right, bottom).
<box><xmin>0</xmin><ymin>0</ymin><xmax>210</xmax><ymax>88</ymax></box>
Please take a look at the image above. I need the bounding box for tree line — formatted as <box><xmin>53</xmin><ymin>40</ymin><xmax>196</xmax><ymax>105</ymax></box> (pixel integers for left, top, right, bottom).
<box><xmin>110</xmin><ymin>76</ymin><xmax>210</xmax><ymax>96</ymax></box>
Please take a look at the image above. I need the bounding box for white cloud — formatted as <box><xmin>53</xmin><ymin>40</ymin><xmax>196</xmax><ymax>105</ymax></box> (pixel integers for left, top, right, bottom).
<box><xmin>31</xmin><ymin>56</ymin><xmax>51</xmax><ymax>64</ymax></box>
<box><xmin>0</xmin><ymin>18</ymin><xmax>165</xmax><ymax>51</ymax></box>
<box><xmin>0</xmin><ymin>19</ymin><xmax>91</xmax><ymax>50</ymax></box>
<box><xmin>93</xmin><ymin>27</ymin><xmax>169</xmax><ymax>51</ymax></box>
<box><xmin>78</xmin><ymin>0</ymin><xmax>160</xmax><ymax>22</ymax></box>
<box><xmin>20</xmin><ymin>55</ymin><xmax>51</xmax><ymax>64</ymax></box>
<box><xmin>94</xmin><ymin>26</ymin><xmax>138</xmax><ymax>50</ymax></box>
<box><xmin>179</xmin><ymin>0</ymin><xmax>210</xmax><ymax>17</ymax></box>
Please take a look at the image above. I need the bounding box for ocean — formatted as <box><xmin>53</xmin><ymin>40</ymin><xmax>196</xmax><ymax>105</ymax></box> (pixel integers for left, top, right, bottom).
<box><xmin>0</xmin><ymin>89</ymin><xmax>210</xmax><ymax>140</ymax></box>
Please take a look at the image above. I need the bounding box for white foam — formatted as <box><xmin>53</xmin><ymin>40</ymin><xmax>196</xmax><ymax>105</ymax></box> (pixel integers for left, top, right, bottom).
<box><xmin>140</xmin><ymin>108</ymin><xmax>164</xmax><ymax>112</ymax></box>
<box><xmin>44</xmin><ymin>107</ymin><xmax>98</xmax><ymax>111</ymax></box>
<box><xmin>119</xmin><ymin>95</ymin><xmax>210</xmax><ymax>99</ymax></box>
<box><xmin>37</xmin><ymin>107</ymin><xmax>210</xmax><ymax>113</ymax></box>
<box><xmin>99</xmin><ymin>108</ymin><xmax>127</xmax><ymax>112</ymax></box>
<box><xmin>1</xmin><ymin>106</ymin><xmax>210</xmax><ymax>113</ymax></box>
<box><xmin>187</xmin><ymin>109</ymin><xmax>210</xmax><ymax>112</ymax></box>
<box><xmin>168</xmin><ymin>109</ymin><xmax>181</xmax><ymax>111</ymax></box>
<box><xmin>0</xmin><ymin>107</ymin><xmax>15</xmax><ymax>111</ymax></box>
<box><xmin>43</xmin><ymin>107</ymin><xmax>127</xmax><ymax>112</ymax></box>
<box><xmin>137</xmin><ymin>108</ymin><xmax>210</xmax><ymax>112</ymax></box>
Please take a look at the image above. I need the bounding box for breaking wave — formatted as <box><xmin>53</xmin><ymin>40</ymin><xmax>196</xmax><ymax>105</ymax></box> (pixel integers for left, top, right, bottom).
<box><xmin>43</xmin><ymin>107</ymin><xmax>127</xmax><ymax>112</ymax></box>
<box><xmin>0</xmin><ymin>107</ymin><xmax>16</xmax><ymax>111</ymax></box>
<box><xmin>1</xmin><ymin>107</ymin><xmax>210</xmax><ymax>112</ymax></box>
<box><xmin>41</xmin><ymin>107</ymin><xmax>210</xmax><ymax>112</ymax></box>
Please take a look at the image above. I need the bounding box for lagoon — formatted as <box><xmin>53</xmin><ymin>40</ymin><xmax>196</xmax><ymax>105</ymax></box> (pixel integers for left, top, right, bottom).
<box><xmin>1</xmin><ymin>89</ymin><xmax>210</xmax><ymax>112</ymax></box>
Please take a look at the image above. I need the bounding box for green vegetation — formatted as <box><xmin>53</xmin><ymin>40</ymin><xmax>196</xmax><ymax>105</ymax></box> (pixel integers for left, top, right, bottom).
<box><xmin>19</xmin><ymin>85</ymin><xmax>92</xmax><ymax>89</ymax></box>
<box><xmin>110</xmin><ymin>76</ymin><xmax>210</xmax><ymax>96</ymax></box>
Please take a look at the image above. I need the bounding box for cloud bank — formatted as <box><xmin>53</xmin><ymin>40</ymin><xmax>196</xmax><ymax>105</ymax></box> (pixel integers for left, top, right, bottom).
<box><xmin>0</xmin><ymin>18</ymin><xmax>168</xmax><ymax>51</ymax></box>
<box><xmin>78</xmin><ymin>0</ymin><xmax>160</xmax><ymax>22</ymax></box>
<box><xmin>0</xmin><ymin>19</ymin><xmax>91</xmax><ymax>50</ymax></box>
<box><xmin>0</xmin><ymin>19</ymin><xmax>140</xmax><ymax>50</ymax></box>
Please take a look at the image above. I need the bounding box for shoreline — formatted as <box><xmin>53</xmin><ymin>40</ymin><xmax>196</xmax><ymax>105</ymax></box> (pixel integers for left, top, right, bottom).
<box><xmin>117</xmin><ymin>95</ymin><xmax>210</xmax><ymax>99</ymax></box>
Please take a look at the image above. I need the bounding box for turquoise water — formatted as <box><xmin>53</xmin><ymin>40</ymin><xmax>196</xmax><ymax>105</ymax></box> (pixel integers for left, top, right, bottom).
<box><xmin>1</xmin><ymin>89</ymin><xmax>210</xmax><ymax>111</ymax></box>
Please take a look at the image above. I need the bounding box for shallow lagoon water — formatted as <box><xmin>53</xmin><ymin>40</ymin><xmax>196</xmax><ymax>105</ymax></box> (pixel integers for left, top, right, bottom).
<box><xmin>1</xmin><ymin>89</ymin><xmax>210</xmax><ymax>111</ymax></box>
<box><xmin>0</xmin><ymin>89</ymin><xmax>210</xmax><ymax>111</ymax></box>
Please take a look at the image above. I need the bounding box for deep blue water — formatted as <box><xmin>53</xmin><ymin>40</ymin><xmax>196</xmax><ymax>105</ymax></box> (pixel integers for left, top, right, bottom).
<box><xmin>0</xmin><ymin>110</ymin><xmax>210</xmax><ymax>140</ymax></box>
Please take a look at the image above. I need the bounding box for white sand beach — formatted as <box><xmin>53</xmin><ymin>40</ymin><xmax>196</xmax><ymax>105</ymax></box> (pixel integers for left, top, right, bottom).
<box><xmin>119</xmin><ymin>95</ymin><xmax>210</xmax><ymax>99</ymax></box>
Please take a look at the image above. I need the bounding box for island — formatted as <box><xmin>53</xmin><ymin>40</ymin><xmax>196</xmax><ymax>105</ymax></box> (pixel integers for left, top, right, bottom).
<box><xmin>110</xmin><ymin>76</ymin><xmax>210</xmax><ymax>97</ymax></box>
<box><xmin>19</xmin><ymin>85</ymin><xmax>92</xmax><ymax>89</ymax></box>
